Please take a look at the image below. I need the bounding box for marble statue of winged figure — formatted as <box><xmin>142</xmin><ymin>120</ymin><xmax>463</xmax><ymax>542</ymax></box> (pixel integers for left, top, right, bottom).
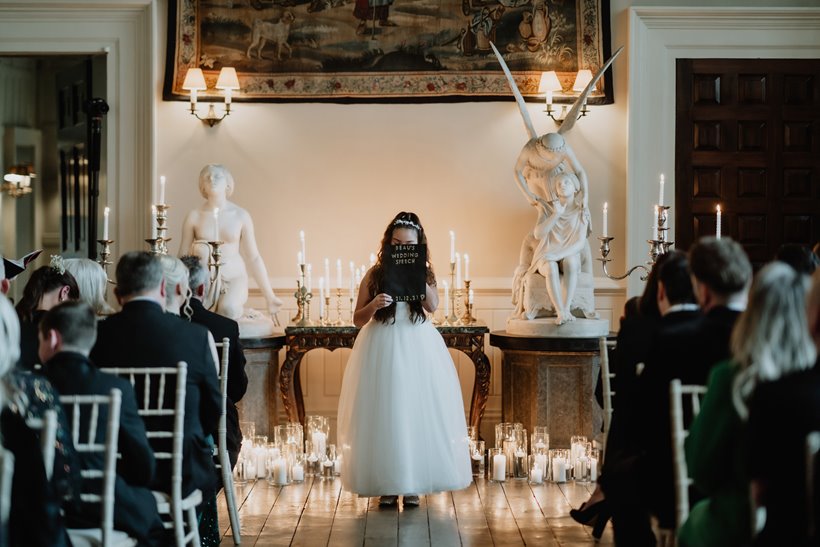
<box><xmin>491</xmin><ymin>42</ymin><xmax>623</xmax><ymax>324</ymax></box>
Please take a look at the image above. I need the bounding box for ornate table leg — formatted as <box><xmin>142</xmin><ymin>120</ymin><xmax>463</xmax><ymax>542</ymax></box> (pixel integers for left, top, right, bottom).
<box><xmin>280</xmin><ymin>343</ymin><xmax>307</xmax><ymax>425</ymax></box>
<box><xmin>468</xmin><ymin>342</ymin><xmax>491</xmax><ymax>434</ymax></box>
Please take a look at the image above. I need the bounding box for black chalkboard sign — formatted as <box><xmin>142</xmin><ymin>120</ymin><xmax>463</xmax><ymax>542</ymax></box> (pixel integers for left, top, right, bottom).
<box><xmin>383</xmin><ymin>244</ymin><xmax>427</xmax><ymax>302</ymax></box>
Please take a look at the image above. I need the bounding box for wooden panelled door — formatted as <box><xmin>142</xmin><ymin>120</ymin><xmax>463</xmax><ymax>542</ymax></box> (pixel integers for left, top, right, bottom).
<box><xmin>675</xmin><ymin>59</ymin><xmax>820</xmax><ymax>268</ymax></box>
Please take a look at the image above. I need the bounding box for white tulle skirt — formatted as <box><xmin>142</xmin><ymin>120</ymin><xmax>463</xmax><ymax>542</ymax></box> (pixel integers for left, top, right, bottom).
<box><xmin>337</xmin><ymin>303</ymin><xmax>472</xmax><ymax>497</ymax></box>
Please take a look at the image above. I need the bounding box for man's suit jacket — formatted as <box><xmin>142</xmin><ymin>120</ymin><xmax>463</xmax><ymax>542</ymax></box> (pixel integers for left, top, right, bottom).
<box><xmin>637</xmin><ymin>306</ymin><xmax>738</xmax><ymax>527</ymax></box>
<box><xmin>187</xmin><ymin>297</ymin><xmax>248</xmax><ymax>459</ymax></box>
<box><xmin>44</xmin><ymin>352</ymin><xmax>164</xmax><ymax>545</ymax></box>
<box><xmin>90</xmin><ymin>299</ymin><xmax>221</xmax><ymax>497</ymax></box>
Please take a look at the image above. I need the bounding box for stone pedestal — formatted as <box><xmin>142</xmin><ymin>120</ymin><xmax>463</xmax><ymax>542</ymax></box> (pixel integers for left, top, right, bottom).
<box><xmin>490</xmin><ymin>332</ymin><xmax>603</xmax><ymax>448</ymax></box>
<box><xmin>236</xmin><ymin>334</ymin><xmax>286</xmax><ymax>438</ymax></box>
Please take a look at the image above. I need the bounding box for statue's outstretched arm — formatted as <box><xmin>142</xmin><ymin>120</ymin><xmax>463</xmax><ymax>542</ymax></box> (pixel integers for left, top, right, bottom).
<box><xmin>239</xmin><ymin>211</ymin><xmax>283</xmax><ymax>314</ymax></box>
<box><xmin>514</xmin><ymin>149</ymin><xmax>538</xmax><ymax>206</ymax></box>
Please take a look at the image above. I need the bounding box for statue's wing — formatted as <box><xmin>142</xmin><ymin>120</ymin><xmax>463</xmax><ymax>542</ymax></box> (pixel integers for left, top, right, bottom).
<box><xmin>490</xmin><ymin>42</ymin><xmax>538</xmax><ymax>141</ymax></box>
<box><xmin>558</xmin><ymin>45</ymin><xmax>624</xmax><ymax>135</ymax></box>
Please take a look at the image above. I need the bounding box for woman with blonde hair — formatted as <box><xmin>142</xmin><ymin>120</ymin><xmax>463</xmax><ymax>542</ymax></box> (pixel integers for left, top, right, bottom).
<box><xmin>159</xmin><ymin>255</ymin><xmax>192</xmax><ymax>318</ymax></box>
<box><xmin>747</xmin><ymin>268</ymin><xmax>820</xmax><ymax>545</ymax></box>
<box><xmin>63</xmin><ymin>258</ymin><xmax>113</xmax><ymax>315</ymax></box>
<box><xmin>680</xmin><ymin>262</ymin><xmax>815</xmax><ymax>547</ymax></box>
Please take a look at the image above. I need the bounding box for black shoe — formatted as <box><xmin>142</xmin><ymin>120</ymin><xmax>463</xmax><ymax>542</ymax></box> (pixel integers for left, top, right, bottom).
<box><xmin>570</xmin><ymin>500</ymin><xmax>610</xmax><ymax>539</ymax></box>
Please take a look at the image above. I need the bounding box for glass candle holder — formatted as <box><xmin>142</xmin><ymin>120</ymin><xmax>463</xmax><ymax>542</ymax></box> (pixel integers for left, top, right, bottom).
<box><xmin>266</xmin><ymin>449</ymin><xmax>290</xmax><ymax>486</ymax></box>
<box><xmin>470</xmin><ymin>440</ymin><xmax>485</xmax><ymax>477</ymax></box>
<box><xmin>239</xmin><ymin>420</ymin><xmax>256</xmax><ymax>444</ymax></box>
<box><xmin>321</xmin><ymin>457</ymin><xmax>335</xmax><ymax>480</ymax></box>
<box><xmin>570</xmin><ymin>435</ymin><xmax>588</xmax><ymax>469</ymax></box>
<box><xmin>531</xmin><ymin>431</ymin><xmax>549</xmax><ymax>456</ymax></box>
<box><xmin>334</xmin><ymin>454</ymin><xmax>342</xmax><ymax>476</ymax></box>
<box><xmin>587</xmin><ymin>446</ymin><xmax>600</xmax><ymax>482</ymax></box>
<box><xmin>291</xmin><ymin>453</ymin><xmax>306</xmax><ymax>483</ymax></box>
<box><xmin>549</xmin><ymin>448</ymin><xmax>570</xmax><ymax>483</ymax></box>
<box><xmin>306</xmin><ymin>415</ymin><xmax>329</xmax><ymax>459</ymax></box>
<box><xmin>234</xmin><ymin>452</ymin><xmax>248</xmax><ymax>486</ymax></box>
<box><xmin>528</xmin><ymin>455</ymin><xmax>545</xmax><ymax>485</ymax></box>
<box><xmin>489</xmin><ymin>448</ymin><xmax>507</xmax><ymax>482</ymax></box>
<box><xmin>513</xmin><ymin>445</ymin><xmax>528</xmax><ymax>479</ymax></box>
<box><xmin>253</xmin><ymin>437</ymin><xmax>269</xmax><ymax>479</ymax></box>
<box><xmin>467</xmin><ymin>426</ymin><xmax>477</xmax><ymax>441</ymax></box>
<box><xmin>305</xmin><ymin>441</ymin><xmax>320</xmax><ymax>477</ymax></box>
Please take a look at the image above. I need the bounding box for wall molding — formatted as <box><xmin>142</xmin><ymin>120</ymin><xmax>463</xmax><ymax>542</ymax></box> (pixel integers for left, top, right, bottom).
<box><xmin>626</xmin><ymin>6</ymin><xmax>820</xmax><ymax>296</ymax></box>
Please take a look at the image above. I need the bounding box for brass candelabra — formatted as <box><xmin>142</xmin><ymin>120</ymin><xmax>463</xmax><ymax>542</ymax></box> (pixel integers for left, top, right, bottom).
<box><xmin>207</xmin><ymin>240</ymin><xmax>224</xmax><ymax>294</ymax></box>
<box><xmin>96</xmin><ymin>239</ymin><xmax>114</xmax><ymax>282</ymax></box>
<box><xmin>333</xmin><ymin>288</ymin><xmax>344</xmax><ymax>326</ymax></box>
<box><xmin>145</xmin><ymin>238</ymin><xmax>162</xmax><ymax>255</ymax></box>
<box><xmin>292</xmin><ymin>264</ymin><xmax>313</xmax><ymax>327</ymax></box>
<box><xmin>459</xmin><ymin>279</ymin><xmax>476</xmax><ymax>324</ymax></box>
<box><xmin>444</xmin><ymin>261</ymin><xmax>458</xmax><ymax>325</ymax></box>
<box><xmin>597</xmin><ymin>204</ymin><xmax>674</xmax><ymax>280</ymax></box>
<box><xmin>154</xmin><ymin>204</ymin><xmax>172</xmax><ymax>255</ymax></box>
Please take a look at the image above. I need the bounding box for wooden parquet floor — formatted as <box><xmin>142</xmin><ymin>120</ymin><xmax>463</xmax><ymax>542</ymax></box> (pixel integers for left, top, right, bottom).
<box><xmin>216</xmin><ymin>476</ymin><xmax>614</xmax><ymax>546</ymax></box>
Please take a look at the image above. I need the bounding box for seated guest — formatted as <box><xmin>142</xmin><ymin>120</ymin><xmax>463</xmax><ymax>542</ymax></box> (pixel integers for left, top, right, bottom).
<box><xmin>573</xmin><ymin>253</ymin><xmax>670</xmax><ymax>536</ymax></box>
<box><xmin>39</xmin><ymin>301</ymin><xmax>165</xmax><ymax>546</ymax></box>
<box><xmin>601</xmin><ymin>250</ymin><xmax>705</xmax><ymax>545</ymax></box>
<box><xmin>91</xmin><ymin>251</ymin><xmax>221</xmax><ymax>501</ymax></box>
<box><xmin>680</xmin><ymin>262</ymin><xmax>814</xmax><ymax>546</ymax></box>
<box><xmin>747</xmin><ymin>268</ymin><xmax>820</xmax><ymax>546</ymax></box>
<box><xmin>0</xmin><ymin>288</ymin><xmax>71</xmax><ymax>546</ymax></box>
<box><xmin>15</xmin><ymin>256</ymin><xmax>79</xmax><ymax>370</ymax></box>
<box><xmin>63</xmin><ymin>258</ymin><xmax>114</xmax><ymax>315</ymax></box>
<box><xmin>181</xmin><ymin>255</ymin><xmax>248</xmax><ymax>469</ymax></box>
<box><xmin>775</xmin><ymin>243</ymin><xmax>819</xmax><ymax>276</ymax></box>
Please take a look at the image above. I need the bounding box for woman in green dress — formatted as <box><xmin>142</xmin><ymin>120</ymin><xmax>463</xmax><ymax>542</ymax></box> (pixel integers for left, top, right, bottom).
<box><xmin>679</xmin><ymin>261</ymin><xmax>816</xmax><ymax>546</ymax></box>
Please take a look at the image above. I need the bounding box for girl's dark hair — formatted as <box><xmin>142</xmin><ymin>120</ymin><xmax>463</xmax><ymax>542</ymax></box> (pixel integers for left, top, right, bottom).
<box><xmin>367</xmin><ymin>211</ymin><xmax>435</xmax><ymax>325</ymax></box>
<box><xmin>15</xmin><ymin>265</ymin><xmax>80</xmax><ymax>322</ymax></box>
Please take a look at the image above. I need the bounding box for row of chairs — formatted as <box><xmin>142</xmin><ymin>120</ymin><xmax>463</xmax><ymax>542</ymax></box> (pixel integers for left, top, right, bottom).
<box><xmin>0</xmin><ymin>338</ymin><xmax>242</xmax><ymax>547</ymax></box>
<box><xmin>599</xmin><ymin>336</ymin><xmax>818</xmax><ymax>544</ymax></box>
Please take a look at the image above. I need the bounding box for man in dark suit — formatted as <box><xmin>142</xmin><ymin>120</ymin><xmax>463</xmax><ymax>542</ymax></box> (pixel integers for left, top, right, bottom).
<box><xmin>181</xmin><ymin>255</ymin><xmax>248</xmax><ymax>469</ymax></box>
<box><xmin>614</xmin><ymin>239</ymin><xmax>751</xmax><ymax>544</ymax></box>
<box><xmin>39</xmin><ymin>301</ymin><xmax>165</xmax><ymax>546</ymax></box>
<box><xmin>90</xmin><ymin>251</ymin><xmax>221</xmax><ymax>500</ymax></box>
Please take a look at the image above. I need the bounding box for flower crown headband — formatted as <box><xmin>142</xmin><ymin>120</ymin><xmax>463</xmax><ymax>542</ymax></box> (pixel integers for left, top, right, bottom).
<box><xmin>392</xmin><ymin>218</ymin><xmax>421</xmax><ymax>231</ymax></box>
<box><xmin>49</xmin><ymin>255</ymin><xmax>66</xmax><ymax>275</ymax></box>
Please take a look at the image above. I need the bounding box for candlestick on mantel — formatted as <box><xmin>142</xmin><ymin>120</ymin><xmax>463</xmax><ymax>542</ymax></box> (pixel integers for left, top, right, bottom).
<box><xmin>297</xmin><ymin>251</ymin><xmax>303</xmax><ymax>267</ymax></box>
<box><xmin>602</xmin><ymin>202</ymin><xmax>608</xmax><ymax>238</ymax></box>
<box><xmin>103</xmin><ymin>206</ymin><xmax>110</xmax><ymax>240</ymax></box>
<box><xmin>716</xmin><ymin>205</ymin><xmax>722</xmax><ymax>239</ymax></box>
<box><xmin>159</xmin><ymin>175</ymin><xmax>166</xmax><ymax>206</ymax></box>
<box><xmin>336</xmin><ymin>258</ymin><xmax>342</xmax><ymax>290</ymax></box>
<box><xmin>449</xmin><ymin>230</ymin><xmax>455</xmax><ymax>263</ymax></box>
<box><xmin>306</xmin><ymin>264</ymin><xmax>312</xmax><ymax>293</ymax></box>
<box><xmin>658</xmin><ymin>173</ymin><xmax>665</xmax><ymax>207</ymax></box>
<box><xmin>213</xmin><ymin>207</ymin><xmax>220</xmax><ymax>241</ymax></box>
<box><xmin>455</xmin><ymin>252</ymin><xmax>462</xmax><ymax>289</ymax></box>
<box><xmin>464</xmin><ymin>254</ymin><xmax>470</xmax><ymax>282</ymax></box>
<box><xmin>324</xmin><ymin>258</ymin><xmax>330</xmax><ymax>291</ymax></box>
<box><xmin>300</xmin><ymin>230</ymin><xmax>306</xmax><ymax>264</ymax></box>
<box><xmin>151</xmin><ymin>206</ymin><xmax>158</xmax><ymax>239</ymax></box>
<box><xmin>652</xmin><ymin>205</ymin><xmax>659</xmax><ymax>241</ymax></box>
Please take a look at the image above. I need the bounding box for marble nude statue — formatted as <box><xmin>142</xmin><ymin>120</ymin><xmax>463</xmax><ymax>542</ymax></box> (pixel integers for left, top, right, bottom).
<box><xmin>491</xmin><ymin>43</ymin><xmax>623</xmax><ymax>325</ymax></box>
<box><xmin>179</xmin><ymin>164</ymin><xmax>283</xmax><ymax>328</ymax></box>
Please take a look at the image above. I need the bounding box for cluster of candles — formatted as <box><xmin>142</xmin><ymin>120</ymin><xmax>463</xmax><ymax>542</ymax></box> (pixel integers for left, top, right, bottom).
<box><xmin>234</xmin><ymin>416</ymin><xmax>341</xmax><ymax>487</ymax></box>
<box><xmin>443</xmin><ymin>230</ymin><xmax>474</xmax><ymax>319</ymax></box>
<box><xmin>296</xmin><ymin>230</ymin><xmax>477</xmax><ymax>321</ymax></box>
<box><xmin>600</xmin><ymin>174</ymin><xmax>724</xmax><ymax>240</ymax></box>
<box><xmin>476</xmin><ymin>424</ymin><xmax>598</xmax><ymax>485</ymax></box>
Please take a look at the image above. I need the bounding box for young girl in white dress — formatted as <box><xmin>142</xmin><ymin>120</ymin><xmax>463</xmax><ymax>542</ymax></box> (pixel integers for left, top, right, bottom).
<box><xmin>337</xmin><ymin>211</ymin><xmax>472</xmax><ymax>507</ymax></box>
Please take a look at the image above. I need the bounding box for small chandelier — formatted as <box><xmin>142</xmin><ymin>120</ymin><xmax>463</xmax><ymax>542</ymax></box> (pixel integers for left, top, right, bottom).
<box><xmin>2</xmin><ymin>164</ymin><xmax>35</xmax><ymax>197</ymax></box>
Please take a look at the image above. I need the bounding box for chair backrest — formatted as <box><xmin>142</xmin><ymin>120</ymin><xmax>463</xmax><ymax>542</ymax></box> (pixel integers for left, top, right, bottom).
<box><xmin>807</xmin><ymin>431</ymin><xmax>820</xmax><ymax>539</ymax></box>
<box><xmin>213</xmin><ymin>338</ymin><xmax>230</xmax><ymax>458</ymax></box>
<box><xmin>0</xmin><ymin>446</ymin><xmax>14</xmax><ymax>546</ymax></box>
<box><xmin>59</xmin><ymin>388</ymin><xmax>122</xmax><ymax>546</ymax></box>
<box><xmin>25</xmin><ymin>409</ymin><xmax>58</xmax><ymax>481</ymax></box>
<box><xmin>599</xmin><ymin>337</ymin><xmax>617</xmax><ymax>450</ymax></box>
<box><xmin>670</xmin><ymin>378</ymin><xmax>708</xmax><ymax>530</ymax></box>
<box><xmin>100</xmin><ymin>364</ymin><xmax>187</xmax><ymax>506</ymax></box>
